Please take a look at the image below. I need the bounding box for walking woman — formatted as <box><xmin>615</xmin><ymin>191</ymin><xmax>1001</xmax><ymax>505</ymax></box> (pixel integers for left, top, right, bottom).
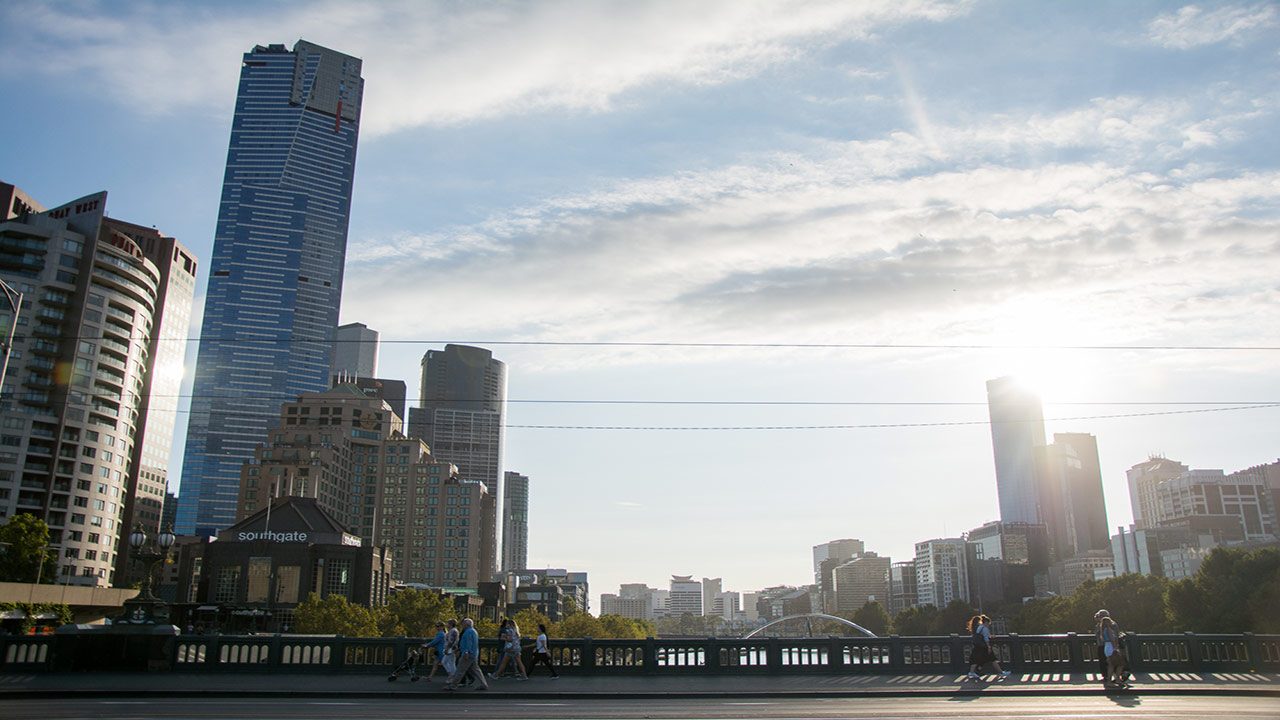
<box><xmin>528</xmin><ymin>623</ymin><xmax>559</xmax><ymax>678</ymax></box>
<box><xmin>491</xmin><ymin>619</ymin><xmax>528</xmax><ymax>680</ymax></box>
<box><xmin>966</xmin><ymin>615</ymin><xmax>1011</xmax><ymax>681</ymax></box>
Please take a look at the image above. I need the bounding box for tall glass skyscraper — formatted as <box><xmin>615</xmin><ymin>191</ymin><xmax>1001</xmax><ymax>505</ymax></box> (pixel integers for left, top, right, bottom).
<box><xmin>176</xmin><ymin>40</ymin><xmax>363</xmax><ymax>536</ymax></box>
<box><xmin>986</xmin><ymin>376</ymin><xmax>1046</xmax><ymax>525</ymax></box>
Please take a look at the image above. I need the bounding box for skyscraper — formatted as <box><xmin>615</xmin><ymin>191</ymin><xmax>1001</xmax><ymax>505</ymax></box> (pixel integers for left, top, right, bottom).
<box><xmin>1036</xmin><ymin>432</ymin><xmax>1110</xmax><ymax>561</ymax></box>
<box><xmin>177</xmin><ymin>40</ymin><xmax>363</xmax><ymax>536</ymax></box>
<box><xmin>331</xmin><ymin>322</ymin><xmax>378</xmax><ymax>378</ymax></box>
<box><xmin>501</xmin><ymin>470</ymin><xmax>529</xmax><ymax>572</ymax></box>
<box><xmin>0</xmin><ymin>185</ymin><xmax>195</xmax><ymax>585</ymax></box>
<box><xmin>1126</xmin><ymin>456</ymin><xmax>1189</xmax><ymax>529</ymax></box>
<box><xmin>987</xmin><ymin>376</ymin><xmax>1046</xmax><ymax>525</ymax></box>
<box><xmin>408</xmin><ymin>344</ymin><xmax>507</xmax><ymax>571</ymax></box>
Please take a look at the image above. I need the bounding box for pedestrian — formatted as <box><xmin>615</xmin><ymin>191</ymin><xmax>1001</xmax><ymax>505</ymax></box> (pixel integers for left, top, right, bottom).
<box><xmin>422</xmin><ymin>622</ymin><xmax>447</xmax><ymax>681</ymax></box>
<box><xmin>965</xmin><ymin>614</ymin><xmax>1011</xmax><ymax>681</ymax></box>
<box><xmin>441</xmin><ymin>619</ymin><xmax>459</xmax><ymax>679</ymax></box>
<box><xmin>444</xmin><ymin>618</ymin><xmax>488</xmax><ymax>691</ymax></box>
<box><xmin>1100</xmin><ymin>616</ymin><xmax>1130</xmax><ymax>688</ymax></box>
<box><xmin>491</xmin><ymin>618</ymin><xmax>528</xmax><ymax>680</ymax></box>
<box><xmin>528</xmin><ymin>623</ymin><xmax>559</xmax><ymax>678</ymax></box>
<box><xmin>1093</xmin><ymin>609</ymin><xmax>1112</xmax><ymax>686</ymax></box>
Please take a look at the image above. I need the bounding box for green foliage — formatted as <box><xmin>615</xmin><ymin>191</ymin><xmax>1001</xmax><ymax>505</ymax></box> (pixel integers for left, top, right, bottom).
<box><xmin>1013</xmin><ymin>573</ymin><xmax>1174</xmax><ymax>633</ymax></box>
<box><xmin>0</xmin><ymin>602</ymin><xmax>73</xmax><ymax>634</ymax></box>
<box><xmin>380</xmin><ymin>588</ymin><xmax>453</xmax><ymax>637</ymax></box>
<box><xmin>936</xmin><ymin>600</ymin><xmax>979</xmax><ymax>635</ymax></box>
<box><xmin>0</xmin><ymin>514</ymin><xmax>57</xmax><ymax>583</ymax></box>
<box><xmin>292</xmin><ymin>593</ymin><xmax>383</xmax><ymax>637</ymax></box>
<box><xmin>892</xmin><ymin>604</ymin><xmax>940</xmax><ymax>636</ymax></box>
<box><xmin>557</xmin><ymin>611</ymin><xmax>605</xmax><ymax>638</ymax></box>
<box><xmin>849</xmin><ymin>601</ymin><xmax>891</xmax><ymax>636</ymax></box>
<box><xmin>599</xmin><ymin>613</ymin><xmax>655</xmax><ymax>639</ymax></box>
<box><xmin>511</xmin><ymin>607</ymin><xmax>553</xmax><ymax>637</ymax></box>
<box><xmin>1166</xmin><ymin>547</ymin><xmax>1280</xmax><ymax>633</ymax></box>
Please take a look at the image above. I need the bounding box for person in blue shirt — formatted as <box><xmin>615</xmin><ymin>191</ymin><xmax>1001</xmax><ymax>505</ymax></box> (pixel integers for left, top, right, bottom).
<box><xmin>422</xmin><ymin>622</ymin><xmax>447</xmax><ymax>681</ymax></box>
<box><xmin>445</xmin><ymin>618</ymin><xmax>488</xmax><ymax>691</ymax></box>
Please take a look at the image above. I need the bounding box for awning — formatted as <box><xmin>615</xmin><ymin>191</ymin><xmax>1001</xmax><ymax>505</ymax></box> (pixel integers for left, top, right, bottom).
<box><xmin>195</xmin><ymin>605</ymin><xmax>220</xmax><ymax>612</ymax></box>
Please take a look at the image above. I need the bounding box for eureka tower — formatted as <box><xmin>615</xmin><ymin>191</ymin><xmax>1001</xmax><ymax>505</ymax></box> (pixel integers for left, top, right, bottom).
<box><xmin>176</xmin><ymin>40</ymin><xmax>363</xmax><ymax>535</ymax></box>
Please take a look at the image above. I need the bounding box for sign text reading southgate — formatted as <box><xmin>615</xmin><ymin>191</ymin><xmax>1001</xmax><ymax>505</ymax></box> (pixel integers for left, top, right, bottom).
<box><xmin>238</xmin><ymin>530</ymin><xmax>309</xmax><ymax>542</ymax></box>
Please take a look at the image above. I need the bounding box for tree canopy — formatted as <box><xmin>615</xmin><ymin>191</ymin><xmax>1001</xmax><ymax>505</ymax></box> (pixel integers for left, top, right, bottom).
<box><xmin>0</xmin><ymin>514</ymin><xmax>56</xmax><ymax>584</ymax></box>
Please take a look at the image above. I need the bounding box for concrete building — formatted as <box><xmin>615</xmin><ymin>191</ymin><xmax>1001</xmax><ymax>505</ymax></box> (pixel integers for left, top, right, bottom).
<box><xmin>235</xmin><ymin>384</ymin><xmax>496</xmax><ymax>588</ymax></box>
<box><xmin>1126</xmin><ymin>457</ymin><xmax>1189</xmax><ymax>530</ymax></box>
<box><xmin>332</xmin><ymin>375</ymin><xmax>407</xmax><ymax>425</ymax></box>
<box><xmin>0</xmin><ymin>185</ymin><xmax>195</xmax><ymax>586</ymax></box>
<box><xmin>517</xmin><ymin>568</ymin><xmax>589</xmax><ymax>616</ymax></box>
<box><xmin>174</xmin><ymin>496</ymin><xmax>390</xmax><ymax>632</ymax></box>
<box><xmin>669</xmin><ymin>575</ymin><xmax>702</xmax><ymax>616</ymax></box>
<box><xmin>888</xmin><ymin>561</ymin><xmax>918</xmax><ymax>615</ymax></box>
<box><xmin>966</xmin><ymin>521</ymin><xmax>1051</xmax><ymax>569</ymax></box>
<box><xmin>331</xmin><ymin>322</ymin><xmax>378</xmax><ymax>378</ymax></box>
<box><xmin>712</xmin><ymin>590</ymin><xmax>740</xmax><ymax>620</ymax></box>
<box><xmin>1051</xmin><ymin>549</ymin><xmax>1115</xmax><ymax>596</ymax></box>
<box><xmin>914</xmin><ymin>538</ymin><xmax>969</xmax><ymax>608</ymax></box>
<box><xmin>501</xmin><ymin>471</ymin><xmax>529</xmax><ymax>572</ymax></box>
<box><xmin>987</xmin><ymin>377</ymin><xmax>1046</xmax><ymax>525</ymax></box>
<box><xmin>1154</xmin><ymin>468</ymin><xmax>1277</xmax><ymax>542</ymax></box>
<box><xmin>832</xmin><ymin>553</ymin><xmax>891</xmax><ymax>617</ymax></box>
<box><xmin>178</xmin><ymin>40</ymin><xmax>364</xmax><ymax>537</ymax></box>
<box><xmin>1036</xmin><ymin>433</ymin><xmax>1110</xmax><ymax>562</ymax></box>
<box><xmin>600</xmin><ymin>593</ymin><xmax>649</xmax><ymax>620</ymax></box>
<box><xmin>1160</xmin><ymin>546</ymin><xmax>1213</xmax><ymax>580</ymax></box>
<box><xmin>701</xmin><ymin>577</ymin><xmax>722</xmax><ymax>618</ymax></box>
<box><xmin>408</xmin><ymin>344</ymin><xmax>507</xmax><ymax>572</ymax></box>
<box><xmin>813</xmin><ymin>538</ymin><xmax>865</xmax><ymax>612</ymax></box>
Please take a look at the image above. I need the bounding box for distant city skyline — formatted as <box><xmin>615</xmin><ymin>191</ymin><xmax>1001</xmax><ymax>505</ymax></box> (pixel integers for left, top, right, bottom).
<box><xmin>3</xmin><ymin>2</ymin><xmax>1277</xmax><ymax>607</ymax></box>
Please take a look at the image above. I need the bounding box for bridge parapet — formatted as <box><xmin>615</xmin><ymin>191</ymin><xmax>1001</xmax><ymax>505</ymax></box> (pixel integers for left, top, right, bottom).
<box><xmin>3</xmin><ymin>631</ymin><xmax>1277</xmax><ymax>675</ymax></box>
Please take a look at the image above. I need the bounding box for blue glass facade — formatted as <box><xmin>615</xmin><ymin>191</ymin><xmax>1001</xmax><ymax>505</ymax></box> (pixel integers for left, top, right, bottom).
<box><xmin>176</xmin><ymin>41</ymin><xmax>363</xmax><ymax>536</ymax></box>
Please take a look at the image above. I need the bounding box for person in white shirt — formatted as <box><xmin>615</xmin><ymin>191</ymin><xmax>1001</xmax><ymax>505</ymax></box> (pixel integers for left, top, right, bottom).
<box><xmin>527</xmin><ymin>623</ymin><xmax>559</xmax><ymax>678</ymax></box>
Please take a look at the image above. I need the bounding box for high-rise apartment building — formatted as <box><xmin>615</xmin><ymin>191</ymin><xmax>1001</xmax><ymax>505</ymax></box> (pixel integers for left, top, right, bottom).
<box><xmin>408</xmin><ymin>344</ymin><xmax>507</xmax><ymax>570</ymax></box>
<box><xmin>235</xmin><ymin>384</ymin><xmax>496</xmax><ymax>587</ymax></box>
<box><xmin>812</xmin><ymin>538</ymin><xmax>865</xmax><ymax>584</ymax></box>
<box><xmin>1126</xmin><ymin>457</ymin><xmax>1189</xmax><ymax>530</ymax></box>
<box><xmin>669</xmin><ymin>575</ymin><xmax>702</xmax><ymax>616</ymax></box>
<box><xmin>0</xmin><ymin>186</ymin><xmax>195</xmax><ymax>585</ymax></box>
<box><xmin>832</xmin><ymin>553</ymin><xmax>891</xmax><ymax>616</ymax></box>
<box><xmin>914</xmin><ymin>538</ymin><xmax>969</xmax><ymax>608</ymax></box>
<box><xmin>1036</xmin><ymin>433</ymin><xmax>1110</xmax><ymax>562</ymax></box>
<box><xmin>987</xmin><ymin>377</ymin><xmax>1046</xmax><ymax>525</ymax></box>
<box><xmin>502</xmin><ymin>470</ymin><xmax>529</xmax><ymax>572</ymax></box>
<box><xmin>701</xmin><ymin>577</ymin><xmax>722</xmax><ymax>618</ymax></box>
<box><xmin>600</xmin><ymin>593</ymin><xmax>649</xmax><ymax>620</ymax></box>
<box><xmin>1154</xmin><ymin>468</ymin><xmax>1277</xmax><ymax>542</ymax></box>
<box><xmin>331</xmin><ymin>322</ymin><xmax>378</xmax><ymax>378</ymax></box>
<box><xmin>177</xmin><ymin>40</ymin><xmax>363</xmax><ymax>536</ymax></box>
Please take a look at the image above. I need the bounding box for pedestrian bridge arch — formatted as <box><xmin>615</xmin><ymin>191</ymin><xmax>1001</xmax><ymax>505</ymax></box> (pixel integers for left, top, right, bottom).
<box><xmin>743</xmin><ymin>613</ymin><xmax>877</xmax><ymax>639</ymax></box>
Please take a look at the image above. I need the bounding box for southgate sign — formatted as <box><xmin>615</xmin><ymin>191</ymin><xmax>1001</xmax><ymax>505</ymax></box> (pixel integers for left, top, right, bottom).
<box><xmin>238</xmin><ymin>530</ymin><xmax>309</xmax><ymax>542</ymax></box>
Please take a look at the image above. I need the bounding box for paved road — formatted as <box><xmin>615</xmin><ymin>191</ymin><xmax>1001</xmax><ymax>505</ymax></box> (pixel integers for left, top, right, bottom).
<box><xmin>2</xmin><ymin>695</ymin><xmax>1276</xmax><ymax>719</ymax></box>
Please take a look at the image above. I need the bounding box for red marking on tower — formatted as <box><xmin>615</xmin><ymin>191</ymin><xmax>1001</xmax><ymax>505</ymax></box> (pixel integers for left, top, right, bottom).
<box><xmin>335</xmin><ymin>100</ymin><xmax>343</xmax><ymax>132</ymax></box>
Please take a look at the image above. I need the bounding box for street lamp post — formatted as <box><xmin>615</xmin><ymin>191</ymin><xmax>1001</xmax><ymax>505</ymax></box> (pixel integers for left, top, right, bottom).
<box><xmin>119</xmin><ymin>524</ymin><xmax>177</xmax><ymax>624</ymax></box>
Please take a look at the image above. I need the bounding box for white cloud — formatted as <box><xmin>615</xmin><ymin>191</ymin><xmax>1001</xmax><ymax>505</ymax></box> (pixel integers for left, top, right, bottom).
<box><xmin>341</xmin><ymin>92</ymin><xmax>1280</xmax><ymax>365</ymax></box>
<box><xmin>1148</xmin><ymin>3</ymin><xmax>1278</xmax><ymax>49</ymax></box>
<box><xmin>0</xmin><ymin>0</ymin><xmax>969</xmax><ymax>136</ymax></box>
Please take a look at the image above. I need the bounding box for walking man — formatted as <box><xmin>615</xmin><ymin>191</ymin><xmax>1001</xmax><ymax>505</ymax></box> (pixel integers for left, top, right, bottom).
<box><xmin>445</xmin><ymin>618</ymin><xmax>488</xmax><ymax>691</ymax></box>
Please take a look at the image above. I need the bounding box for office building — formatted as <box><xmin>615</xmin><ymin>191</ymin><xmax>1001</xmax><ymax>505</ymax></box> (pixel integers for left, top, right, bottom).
<box><xmin>966</xmin><ymin>521</ymin><xmax>1051</xmax><ymax>569</ymax></box>
<box><xmin>669</xmin><ymin>575</ymin><xmax>702</xmax><ymax>616</ymax></box>
<box><xmin>1036</xmin><ymin>433</ymin><xmax>1110</xmax><ymax>562</ymax></box>
<box><xmin>1050</xmin><ymin>549</ymin><xmax>1114</xmax><ymax>596</ymax></box>
<box><xmin>987</xmin><ymin>377</ymin><xmax>1046</xmax><ymax>524</ymax></box>
<box><xmin>501</xmin><ymin>471</ymin><xmax>529</xmax><ymax>572</ymax></box>
<box><xmin>333</xmin><ymin>375</ymin><xmax>407</xmax><ymax>424</ymax></box>
<box><xmin>888</xmin><ymin>560</ymin><xmax>918</xmax><ymax>615</ymax></box>
<box><xmin>701</xmin><ymin>577</ymin><xmax>722</xmax><ymax>618</ymax></box>
<box><xmin>1126</xmin><ymin>456</ymin><xmax>1189</xmax><ymax>530</ymax></box>
<box><xmin>174</xmin><ymin>496</ymin><xmax>391</xmax><ymax>632</ymax></box>
<box><xmin>517</xmin><ymin>568</ymin><xmax>589</xmax><ymax>615</ymax></box>
<box><xmin>236</xmin><ymin>384</ymin><xmax>496</xmax><ymax>587</ymax></box>
<box><xmin>177</xmin><ymin>40</ymin><xmax>364</xmax><ymax>536</ymax></box>
<box><xmin>831</xmin><ymin>553</ymin><xmax>891</xmax><ymax>616</ymax></box>
<box><xmin>812</xmin><ymin>538</ymin><xmax>864</xmax><ymax>584</ymax></box>
<box><xmin>712</xmin><ymin>590</ymin><xmax>741</xmax><ymax>620</ymax></box>
<box><xmin>600</xmin><ymin>593</ymin><xmax>649</xmax><ymax>620</ymax></box>
<box><xmin>914</xmin><ymin>538</ymin><xmax>969</xmax><ymax>608</ymax></box>
<box><xmin>0</xmin><ymin>186</ymin><xmax>195</xmax><ymax>586</ymax></box>
<box><xmin>408</xmin><ymin>344</ymin><xmax>507</xmax><ymax>571</ymax></box>
<box><xmin>331</xmin><ymin>322</ymin><xmax>378</xmax><ymax>378</ymax></box>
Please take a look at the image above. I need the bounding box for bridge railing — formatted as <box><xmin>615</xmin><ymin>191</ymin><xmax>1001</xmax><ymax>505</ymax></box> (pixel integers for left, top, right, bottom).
<box><xmin>4</xmin><ymin>632</ymin><xmax>1278</xmax><ymax>674</ymax></box>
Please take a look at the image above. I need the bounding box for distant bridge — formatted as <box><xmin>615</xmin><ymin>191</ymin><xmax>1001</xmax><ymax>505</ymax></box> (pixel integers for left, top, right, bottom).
<box><xmin>744</xmin><ymin>613</ymin><xmax>877</xmax><ymax>639</ymax></box>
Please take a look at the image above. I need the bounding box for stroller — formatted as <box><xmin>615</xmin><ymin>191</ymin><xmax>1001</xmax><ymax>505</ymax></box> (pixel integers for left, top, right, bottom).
<box><xmin>387</xmin><ymin>645</ymin><xmax>428</xmax><ymax>682</ymax></box>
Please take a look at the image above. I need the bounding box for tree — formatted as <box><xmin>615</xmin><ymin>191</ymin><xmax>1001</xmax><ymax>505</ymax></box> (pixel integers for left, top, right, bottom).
<box><xmin>892</xmin><ymin>605</ymin><xmax>939</xmax><ymax>636</ymax></box>
<box><xmin>558</xmin><ymin>612</ymin><xmax>605</xmax><ymax>638</ymax></box>
<box><xmin>512</xmin><ymin>607</ymin><xmax>553</xmax><ymax>637</ymax></box>
<box><xmin>850</xmin><ymin>601</ymin><xmax>891</xmax><ymax>636</ymax></box>
<box><xmin>292</xmin><ymin>593</ymin><xmax>382</xmax><ymax>637</ymax></box>
<box><xmin>1167</xmin><ymin>547</ymin><xmax>1280</xmax><ymax>633</ymax></box>
<box><xmin>935</xmin><ymin>600</ymin><xmax>978</xmax><ymax>635</ymax></box>
<box><xmin>0</xmin><ymin>514</ymin><xmax>56</xmax><ymax>583</ymax></box>
<box><xmin>381</xmin><ymin>588</ymin><xmax>454</xmax><ymax>637</ymax></box>
<box><xmin>599</xmin><ymin>613</ymin><xmax>654</xmax><ymax>639</ymax></box>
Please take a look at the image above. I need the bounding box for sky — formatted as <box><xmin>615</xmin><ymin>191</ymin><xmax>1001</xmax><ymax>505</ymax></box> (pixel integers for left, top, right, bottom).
<box><xmin>1</xmin><ymin>0</ymin><xmax>1278</xmax><ymax>611</ymax></box>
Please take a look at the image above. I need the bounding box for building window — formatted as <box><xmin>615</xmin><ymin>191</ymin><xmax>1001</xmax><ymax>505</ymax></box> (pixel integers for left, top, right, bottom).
<box><xmin>246</xmin><ymin>557</ymin><xmax>271</xmax><ymax>603</ymax></box>
<box><xmin>276</xmin><ymin>565</ymin><xmax>300</xmax><ymax>604</ymax></box>
<box><xmin>325</xmin><ymin>558</ymin><xmax>351</xmax><ymax>599</ymax></box>
<box><xmin>215</xmin><ymin>566</ymin><xmax>241</xmax><ymax>603</ymax></box>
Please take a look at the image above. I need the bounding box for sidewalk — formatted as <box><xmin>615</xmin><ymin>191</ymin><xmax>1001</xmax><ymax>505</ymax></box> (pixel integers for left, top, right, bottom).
<box><xmin>1</xmin><ymin>670</ymin><xmax>1277</xmax><ymax>700</ymax></box>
